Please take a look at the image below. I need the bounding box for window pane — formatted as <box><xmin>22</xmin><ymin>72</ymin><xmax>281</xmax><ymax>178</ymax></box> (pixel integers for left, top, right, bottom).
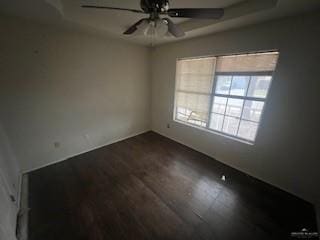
<box><xmin>226</xmin><ymin>98</ymin><xmax>244</xmax><ymax>117</ymax></box>
<box><xmin>247</xmin><ymin>76</ymin><xmax>272</xmax><ymax>98</ymax></box>
<box><xmin>209</xmin><ymin>113</ymin><xmax>224</xmax><ymax>131</ymax></box>
<box><xmin>242</xmin><ymin>100</ymin><xmax>264</xmax><ymax>122</ymax></box>
<box><xmin>230</xmin><ymin>76</ymin><xmax>249</xmax><ymax>96</ymax></box>
<box><xmin>212</xmin><ymin>96</ymin><xmax>227</xmax><ymax>114</ymax></box>
<box><xmin>175</xmin><ymin>92</ymin><xmax>210</xmax><ymax>126</ymax></box>
<box><xmin>222</xmin><ymin>116</ymin><xmax>240</xmax><ymax>136</ymax></box>
<box><xmin>215</xmin><ymin>76</ymin><xmax>232</xmax><ymax>94</ymax></box>
<box><xmin>238</xmin><ymin>120</ymin><xmax>258</xmax><ymax>141</ymax></box>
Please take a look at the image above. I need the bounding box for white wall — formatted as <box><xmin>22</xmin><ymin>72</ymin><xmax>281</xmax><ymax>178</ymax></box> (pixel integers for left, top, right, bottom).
<box><xmin>0</xmin><ymin>16</ymin><xmax>151</xmax><ymax>172</ymax></box>
<box><xmin>151</xmin><ymin>12</ymin><xmax>320</xmax><ymax>207</ymax></box>
<box><xmin>0</xmin><ymin>122</ymin><xmax>20</xmax><ymax>240</ymax></box>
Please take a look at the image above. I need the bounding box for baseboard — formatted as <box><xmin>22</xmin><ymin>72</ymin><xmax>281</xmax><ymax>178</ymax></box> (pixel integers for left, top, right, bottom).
<box><xmin>22</xmin><ymin>129</ymin><xmax>151</xmax><ymax>174</ymax></box>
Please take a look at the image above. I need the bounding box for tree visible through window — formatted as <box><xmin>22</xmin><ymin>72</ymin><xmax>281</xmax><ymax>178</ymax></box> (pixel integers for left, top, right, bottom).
<box><xmin>174</xmin><ymin>51</ymin><xmax>279</xmax><ymax>142</ymax></box>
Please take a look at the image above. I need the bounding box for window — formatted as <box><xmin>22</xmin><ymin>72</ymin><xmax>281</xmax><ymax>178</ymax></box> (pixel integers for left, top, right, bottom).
<box><xmin>174</xmin><ymin>51</ymin><xmax>279</xmax><ymax>143</ymax></box>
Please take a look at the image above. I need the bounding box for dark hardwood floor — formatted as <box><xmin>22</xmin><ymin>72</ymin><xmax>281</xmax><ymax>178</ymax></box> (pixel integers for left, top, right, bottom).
<box><xmin>28</xmin><ymin>131</ymin><xmax>317</xmax><ymax>240</ymax></box>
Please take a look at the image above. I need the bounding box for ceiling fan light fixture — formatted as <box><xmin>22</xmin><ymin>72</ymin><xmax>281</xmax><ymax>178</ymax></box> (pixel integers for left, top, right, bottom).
<box><xmin>136</xmin><ymin>19</ymin><xmax>168</xmax><ymax>38</ymax></box>
<box><xmin>153</xmin><ymin>19</ymin><xmax>168</xmax><ymax>37</ymax></box>
<box><xmin>145</xmin><ymin>22</ymin><xmax>155</xmax><ymax>36</ymax></box>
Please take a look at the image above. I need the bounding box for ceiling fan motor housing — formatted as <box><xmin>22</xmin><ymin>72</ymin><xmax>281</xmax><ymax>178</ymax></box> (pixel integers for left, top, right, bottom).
<box><xmin>140</xmin><ymin>0</ymin><xmax>169</xmax><ymax>13</ymax></box>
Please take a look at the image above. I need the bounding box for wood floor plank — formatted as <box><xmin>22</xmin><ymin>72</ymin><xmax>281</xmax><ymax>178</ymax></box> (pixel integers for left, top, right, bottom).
<box><xmin>28</xmin><ymin>131</ymin><xmax>318</xmax><ymax>240</ymax></box>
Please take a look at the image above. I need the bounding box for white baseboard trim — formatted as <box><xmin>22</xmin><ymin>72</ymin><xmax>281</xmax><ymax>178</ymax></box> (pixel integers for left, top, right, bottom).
<box><xmin>22</xmin><ymin>129</ymin><xmax>150</xmax><ymax>174</ymax></box>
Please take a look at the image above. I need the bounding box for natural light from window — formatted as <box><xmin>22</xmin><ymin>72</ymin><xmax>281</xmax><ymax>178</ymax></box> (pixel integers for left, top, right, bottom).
<box><xmin>174</xmin><ymin>51</ymin><xmax>279</xmax><ymax>143</ymax></box>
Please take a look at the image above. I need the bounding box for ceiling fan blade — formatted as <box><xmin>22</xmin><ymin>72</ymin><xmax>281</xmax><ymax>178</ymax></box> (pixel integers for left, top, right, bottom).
<box><xmin>167</xmin><ymin>8</ymin><xmax>224</xmax><ymax>19</ymax></box>
<box><xmin>81</xmin><ymin>5</ymin><xmax>145</xmax><ymax>14</ymax></box>
<box><xmin>163</xmin><ymin>18</ymin><xmax>185</xmax><ymax>38</ymax></box>
<box><xmin>123</xmin><ymin>18</ymin><xmax>149</xmax><ymax>35</ymax></box>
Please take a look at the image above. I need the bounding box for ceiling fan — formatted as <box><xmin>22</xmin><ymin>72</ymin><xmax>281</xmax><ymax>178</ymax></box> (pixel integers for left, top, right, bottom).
<box><xmin>82</xmin><ymin>0</ymin><xmax>224</xmax><ymax>38</ymax></box>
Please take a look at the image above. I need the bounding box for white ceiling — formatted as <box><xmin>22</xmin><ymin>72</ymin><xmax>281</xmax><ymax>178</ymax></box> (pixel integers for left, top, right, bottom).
<box><xmin>0</xmin><ymin>0</ymin><xmax>319</xmax><ymax>46</ymax></box>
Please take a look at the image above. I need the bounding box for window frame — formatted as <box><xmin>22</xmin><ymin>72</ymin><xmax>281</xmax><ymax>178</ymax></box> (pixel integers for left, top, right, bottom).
<box><xmin>173</xmin><ymin>51</ymin><xmax>278</xmax><ymax>145</ymax></box>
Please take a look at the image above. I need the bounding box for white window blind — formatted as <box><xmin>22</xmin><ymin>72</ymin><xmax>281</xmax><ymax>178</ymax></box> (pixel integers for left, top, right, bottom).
<box><xmin>175</xmin><ymin>57</ymin><xmax>216</xmax><ymax>127</ymax></box>
<box><xmin>174</xmin><ymin>51</ymin><xmax>279</xmax><ymax>143</ymax></box>
<box><xmin>216</xmin><ymin>52</ymin><xmax>278</xmax><ymax>72</ymax></box>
